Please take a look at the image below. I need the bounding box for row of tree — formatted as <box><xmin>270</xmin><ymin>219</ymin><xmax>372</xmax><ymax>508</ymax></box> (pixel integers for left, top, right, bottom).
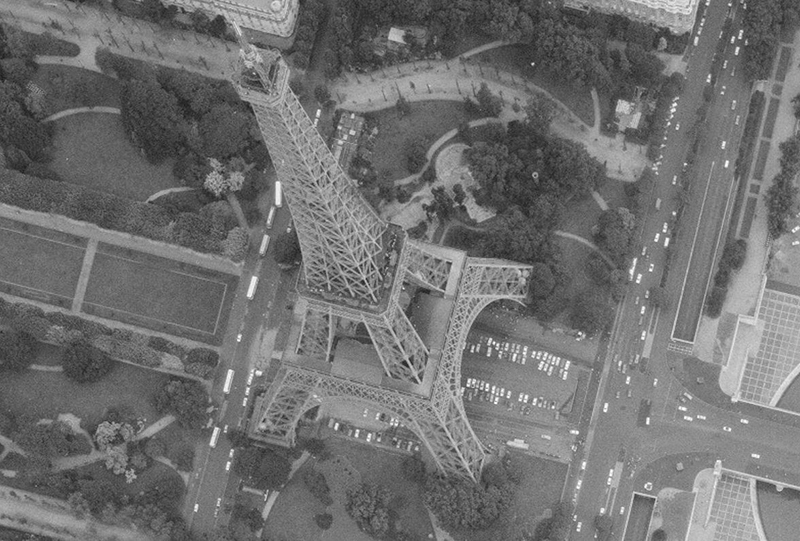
<box><xmin>742</xmin><ymin>0</ymin><xmax>800</xmax><ymax>80</ymax></box>
<box><xmin>765</xmin><ymin>134</ymin><xmax>800</xmax><ymax>238</ymax></box>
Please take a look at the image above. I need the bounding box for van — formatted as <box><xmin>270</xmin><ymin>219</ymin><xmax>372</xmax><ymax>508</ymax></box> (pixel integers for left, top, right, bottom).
<box><xmin>693</xmin><ymin>36</ymin><xmax>699</xmax><ymax>46</ymax></box>
<box><xmin>655</xmin><ymin>198</ymin><xmax>662</xmax><ymax>210</ymax></box>
<box><xmin>734</xmin><ymin>46</ymin><xmax>740</xmax><ymax>56</ymax></box>
<box><xmin>664</xmin><ymin>237</ymin><xmax>670</xmax><ymax>248</ymax></box>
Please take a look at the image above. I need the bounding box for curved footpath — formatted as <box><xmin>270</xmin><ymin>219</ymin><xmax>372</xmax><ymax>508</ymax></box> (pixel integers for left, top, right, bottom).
<box><xmin>42</xmin><ymin>106</ymin><xmax>120</xmax><ymax>123</ymax></box>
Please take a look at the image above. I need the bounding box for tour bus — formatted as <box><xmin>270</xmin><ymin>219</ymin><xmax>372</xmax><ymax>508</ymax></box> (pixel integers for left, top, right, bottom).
<box><xmin>246</xmin><ymin>276</ymin><xmax>259</xmax><ymax>300</ymax></box>
<box><xmin>223</xmin><ymin>369</ymin><xmax>234</xmax><ymax>395</ymax></box>
<box><xmin>628</xmin><ymin>257</ymin><xmax>638</xmax><ymax>282</ymax></box>
<box><xmin>275</xmin><ymin>181</ymin><xmax>283</xmax><ymax>208</ymax></box>
<box><xmin>266</xmin><ymin>206</ymin><xmax>277</xmax><ymax>229</ymax></box>
<box><xmin>259</xmin><ymin>234</ymin><xmax>271</xmax><ymax>257</ymax></box>
<box><xmin>209</xmin><ymin>426</ymin><xmax>221</xmax><ymax>448</ymax></box>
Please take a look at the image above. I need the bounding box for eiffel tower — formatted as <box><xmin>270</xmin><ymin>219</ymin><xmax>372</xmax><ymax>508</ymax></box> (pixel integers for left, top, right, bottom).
<box><xmin>228</xmin><ymin>22</ymin><xmax>532</xmax><ymax>480</ymax></box>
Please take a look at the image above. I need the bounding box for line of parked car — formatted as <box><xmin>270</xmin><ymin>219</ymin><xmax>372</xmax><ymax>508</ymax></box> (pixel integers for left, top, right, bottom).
<box><xmin>467</xmin><ymin>337</ymin><xmax>571</xmax><ymax>381</ymax></box>
<box><xmin>327</xmin><ymin>417</ymin><xmax>420</xmax><ymax>453</ymax></box>
<box><xmin>463</xmin><ymin>378</ymin><xmax>559</xmax><ymax>414</ymax></box>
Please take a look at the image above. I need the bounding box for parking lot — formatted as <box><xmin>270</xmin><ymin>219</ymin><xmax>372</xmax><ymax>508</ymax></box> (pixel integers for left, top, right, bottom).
<box><xmin>460</xmin><ymin>330</ymin><xmax>586</xmax><ymax>459</ymax></box>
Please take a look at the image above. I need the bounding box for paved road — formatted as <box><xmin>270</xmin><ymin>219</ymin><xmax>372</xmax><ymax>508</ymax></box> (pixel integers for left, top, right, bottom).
<box><xmin>567</xmin><ymin>1</ymin><xmax>792</xmax><ymax>539</ymax></box>
<box><xmin>185</xmin><ymin>200</ymin><xmax>293</xmax><ymax>534</ymax></box>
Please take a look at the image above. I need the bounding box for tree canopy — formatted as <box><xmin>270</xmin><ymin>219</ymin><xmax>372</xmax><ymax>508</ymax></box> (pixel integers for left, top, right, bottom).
<box><xmin>62</xmin><ymin>341</ymin><xmax>113</xmax><ymax>383</ymax></box>
<box><xmin>153</xmin><ymin>379</ymin><xmax>210</xmax><ymax>429</ymax></box>
<box><xmin>121</xmin><ymin>78</ymin><xmax>186</xmax><ymax>162</ymax></box>
<box><xmin>233</xmin><ymin>446</ymin><xmax>290</xmax><ymax>490</ymax></box>
<box><xmin>570</xmin><ymin>290</ymin><xmax>612</xmax><ymax>337</ymax></box>
<box><xmin>345</xmin><ymin>483</ymin><xmax>392</xmax><ymax>537</ymax></box>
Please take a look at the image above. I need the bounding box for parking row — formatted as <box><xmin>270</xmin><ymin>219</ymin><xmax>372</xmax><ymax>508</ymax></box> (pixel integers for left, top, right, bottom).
<box><xmin>467</xmin><ymin>337</ymin><xmax>572</xmax><ymax>380</ymax></box>
<box><xmin>463</xmin><ymin>378</ymin><xmax>559</xmax><ymax>415</ymax></box>
<box><xmin>326</xmin><ymin>418</ymin><xmax>420</xmax><ymax>453</ymax></box>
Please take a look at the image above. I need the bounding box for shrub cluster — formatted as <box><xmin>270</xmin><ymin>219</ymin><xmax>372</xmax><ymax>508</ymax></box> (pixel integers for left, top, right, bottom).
<box><xmin>289</xmin><ymin>0</ymin><xmax>327</xmax><ymax>69</ymax></box>
<box><xmin>303</xmin><ymin>469</ymin><xmax>333</xmax><ymax>506</ymax></box>
<box><xmin>0</xmin><ymin>297</ymin><xmax>218</xmax><ymax>379</ymax></box>
<box><xmin>706</xmin><ymin>239</ymin><xmax>747</xmax><ymax>318</ymax></box>
<box><xmin>0</xmin><ymin>168</ymin><xmax>248</xmax><ymax>259</ymax></box>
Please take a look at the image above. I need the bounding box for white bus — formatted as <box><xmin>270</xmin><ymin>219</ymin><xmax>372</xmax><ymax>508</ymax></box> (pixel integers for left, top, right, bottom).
<box><xmin>209</xmin><ymin>426</ymin><xmax>221</xmax><ymax>448</ymax></box>
<box><xmin>266</xmin><ymin>206</ymin><xmax>277</xmax><ymax>229</ymax></box>
<box><xmin>259</xmin><ymin>234</ymin><xmax>271</xmax><ymax>257</ymax></box>
<box><xmin>246</xmin><ymin>276</ymin><xmax>259</xmax><ymax>299</ymax></box>
<box><xmin>275</xmin><ymin>181</ymin><xmax>283</xmax><ymax>208</ymax></box>
<box><xmin>223</xmin><ymin>369</ymin><xmax>234</xmax><ymax>395</ymax></box>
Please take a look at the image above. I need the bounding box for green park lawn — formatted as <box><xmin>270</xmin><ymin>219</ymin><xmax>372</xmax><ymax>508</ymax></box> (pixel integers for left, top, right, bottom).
<box><xmin>472</xmin><ymin>45</ymin><xmax>597</xmax><ymax>127</ymax></box>
<box><xmin>370</xmin><ymin>100</ymin><xmax>477</xmax><ymax>183</ymax></box>
<box><xmin>265</xmin><ymin>437</ymin><xmax>433</xmax><ymax>541</ymax></box>
<box><xmin>49</xmin><ymin>113</ymin><xmax>182</xmax><ymax>201</ymax></box>
<box><xmin>32</xmin><ymin>64</ymin><xmax>122</xmax><ymax>116</ymax></box>
<box><xmin>0</xmin><ymin>349</ymin><xmax>169</xmax><ymax>429</ymax></box>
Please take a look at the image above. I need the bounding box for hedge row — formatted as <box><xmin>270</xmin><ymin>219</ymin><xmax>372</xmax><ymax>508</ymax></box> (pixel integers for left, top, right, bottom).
<box><xmin>705</xmin><ymin>239</ymin><xmax>747</xmax><ymax>318</ymax></box>
<box><xmin>0</xmin><ymin>168</ymin><xmax>247</xmax><ymax>260</ymax></box>
<box><xmin>0</xmin><ymin>297</ymin><xmax>218</xmax><ymax>378</ymax></box>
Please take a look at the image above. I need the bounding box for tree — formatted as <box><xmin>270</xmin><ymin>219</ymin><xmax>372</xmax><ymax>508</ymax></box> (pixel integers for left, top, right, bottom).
<box><xmin>203</xmin><ymin>158</ymin><xmax>245</xmax><ymax>197</ymax></box>
<box><xmin>346</xmin><ymin>483</ymin><xmax>392</xmax><ymax>537</ymax></box>
<box><xmin>648</xmin><ymin>286</ymin><xmax>669</xmax><ymax>309</ymax></box>
<box><xmin>424</xmin><ymin>474</ymin><xmax>514</xmax><ymax>530</ymax></box>
<box><xmin>793</xmin><ymin>93</ymin><xmax>800</xmax><ymax>119</ymax></box>
<box><xmin>314</xmin><ymin>84</ymin><xmax>331</xmax><ymax>104</ymax></box>
<box><xmin>594</xmin><ymin>208</ymin><xmax>634</xmax><ymax>267</ymax></box>
<box><xmin>234</xmin><ymin>446</ymin><xmax>290</xmax><ymax>490</ymax></box>
<box><xmin>199</xmin><ymin>104</ymin><xmax>252</xmax><ymax>159</ymax></box>
<box><xmin>525</xmin><ymin>92</ymin><xmax>557</xmax><ymax>134</ymax></box>
<box><xmin>304</xmin><ymin>469</ymin><xmax>333</xmax><ymax>505</ymax></box>
<box><xmin>528</xmin><ymin>262</ymin><xmax>556</xmax><ymax>299</ymax></box>
<box><xmin>0</xmin><ymin>329</ymin><xmax>37</xmax><ymax>371</ymax></box>
<box><xmin>273</xmin><ymin>230</ymin><xmax>301</xmax><ymax>265</ymax></box>
<box><xmin>651</xmin><ymin>529</ymin><xmax>667</xmax><ymax>541</ymax></box>
<box><xmin>121</xmin><ymin>78</ymin><xmax>185</xmax><ymax>162</ymax></box>
<box><xmin>475</xmin><ymin>83</ymin><xmax>503</xmax><ymax>117</ymax></box>
<box><xmin>62</xmin><ymin>341</ymin><xmax>113</xmax><ymax>383</ymax></box>
<box><xmin>570</xmin><ymin>290</ymin><xmax>611</xmax><ymax>337</ymax></box>
<box><xmin>315</xmin><ymin>513</ymin><xmax>333</xmax><ymax>530</ymax></box>
<box><xmin>94</xmin><ymin>421</ymin><xmax>135</xmax><ymax>452</ymax></box>
<box><xmin>153</xmin><ymin>379</ymin><xmax>210</xmax><ymax>429</ymax></box>
<box><xmin>405</xmin><ymin>136</ymin><xmax>428</xmax><ymax>173</ymax></box>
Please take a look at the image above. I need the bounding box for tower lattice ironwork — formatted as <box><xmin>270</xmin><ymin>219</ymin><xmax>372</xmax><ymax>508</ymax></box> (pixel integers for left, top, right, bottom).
<box><xmin>227</xmin><ymin>22</ymin><xmax>533</xmax><ymax>481</ymax></box>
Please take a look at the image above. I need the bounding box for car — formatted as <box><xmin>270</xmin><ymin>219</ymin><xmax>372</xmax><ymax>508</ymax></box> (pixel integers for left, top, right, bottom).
<box><xmin>626</xmin><ymin>375</ymin><xmax>631</xmax><ymax>385</ymax></box>
<box><xmin>721</xmin><ymin>141</ymin><xmax>726</xmax><ymax>150</ymax></box>
<box><xmin>723</xmin><ymin>426</ymin><xmax>732</xmax><ymax>432</ymax></box>
<box><xmin>730</xmin><ymin>35</ymin><xmax>735</xmax><ymax>44</ymax></box>
<box><xmin>697</xmin><ymin>414</ymin><xmax>707</xmax><ymax>420</ymax></box>
<box><xmin>664</xmin><ymin>236</ymin><xmax>670</xmax><ymax>248</ymax></box>
<box><xmin>333</xmin><ymin>421</ymin><xmax>340</xmax><ymax>431</ymax></box>
<box><xmin>607</xmin><ymin>477</ymin><xmax>612</xmax><ymax>486</ymax></box>
<box><xmin>641</xmin><ymin>330</ymin><xmax>647</xmax><ymax>341</ymax></box>
<box><xmin>194</xmin><ymin>503</ymin><xmax>199</xmax><ymax>513</ymax></box>
<box><xmin>731</xmin><ymin>100</ymin><xmax>737</xmax><ymax>110</ymax></box>
<box><xmin>738</xmin><ymin>29</ymin><xmax>744</xmax><ymax>39</ymax></box>
<box><xmin>723</xmin><ymin>60</ymin><xmax>728</xmax><ymax>69</ymax></box>
<box><xmin>653</xmin><ymin>378</ymin><xmax>658</xmax><ymax>387</ymax></box>
<box><xmin>223</xmin><ymin>424</ymin><xmax>229</xmax><ymax>433</ymax></box>
<box><xmin>675</xmin><ymin>122</ymin><xmax>680</xmax><ymax>131</ymax></box>
<box><xmin>244</xmin><ymin>386</ymin><xmax>250</xmax><ymax>396</ymax></box>
<box><xmin>216</xmin><ymin>498</ymin><xmax>222</xmax><ymax>508</ymax></box>
<box><xmin>640</xmin><ymin>306</ymin><xmax>646</xmax><ymax>316</ymax></box>
<box><xmin>654</xmin><ymin>233</ymin><xmax>660</xmax><ymax>243</ymax></box>
<box><xmin>678</xmin><ymin>405</ymin><xmax>687</xmax><ymax>412</ymax></box>
<box><xmin>721</xmin><ymin>85</ymin><xmax>726</xmax><ymax>95</ymax></box>
<box><xmin>229</xmin><ymin>449</ymin><xmax>235</xmax><ymax>458</ymax></box>
<box><xmin>236</xmin><ymin>333</ymin><xmax>242</xmax><ymax>342</ymax></box>
<box><xmin>366</xmin><ymin>432</ymin><xmax>374</xmax><ymax>442</ymax></box>
<box><xmin>620</xmin><ymin>506</ymin><xmax>626</xmax><ymax>515</ymax></box>
<box><xmin>636</xmin><ymin>273</ymin><xmax>642</xmax><ymax>284</ymax></box>
<box><xmin>672</xmin><ymin>175</ymin><xmax>678</xmax><ymax>185</ymax></box>
<box><xmin>735</xmin><ymin>46</ymin><xmax>740</xmax><ymax>55</ymax></box>
<box><xmin>354</xmin><ymin>429</ymin><xmax>360</xmax><ymax>439</ymax></box>
<box><xmin>242</xmin><ymin>396</ymin><xmax>248</xmax><ymax>407</ymax></box>
<box><xmin>740</xmin><ymin>418</ymin><xmax>749</xmax><ymax>424</ymax></box>
<box><xmin>603</xmin><ymin>402</ymin><xmax>609</xmax><ymax>413</ymax></box>
<box><xmin>580</xmin><ymin>460</ymin><xmax>587</xmax><ymax>471</ymax></box>
<box><xmin>751</xmin><ymin>453</ymin><xmax>760</xmax><ymax>459</ymax></box>
<box><xmin>644</xmin><ymin>481</ymin><xmax>653</xmax><ymax>491</ymax></box>
<box><xmin>523</xmin><ymin>394</ymin><xmax>529</xmax><ymax>403</ymax></box>
<box><xmin>706</xmin><ymin>73</ymin><xmax>712</xmax><ymax>83</ymax></box>
<box><xmin>645</xmin><ymin>289</ymin><xmax>650</xmax><ymax>299</ymax></box>
<box><xmin>627</xmin><ymin>389</ymin><xmax>632</xmax><ymax>398</ymax></box>
<box><xmin>683</xmin><ymin>392</ymin><xmax>693</xmax><ymax>400</ymax></box>
<box><xmin>724</xmin><ymin>160</ymin><xmax>730</xmax><ymax>168</ymax></box>
<box><xmin>793</xmin><ymin>240</ymin><xmax>800</xmax><ymax>246</ymax></box>
<box><xmin>576</xmin><ymin>522</ymin><xmax>582</xmax><ymax>532</ymax></box>
<box><xmin>648</xmin><ymin>263</ymin><xmax>655</xmax><ymax>272</ymax></box>
<box><xmin>662</xmin><ymin>222</ymin><xmax>669</xmax><ymax>233</ymax></box>
<box><xmin>286</xmin><ymin>221</ymin><xmax>294</xmax><ymax>234</ymax></box>
<box><xmin>615</xmin><ymin>391</ymin><xmax>620</xmax><ymax>399</ymax></box>
<box><xmin>683</xmin><ymin>415</ymin><xmax>693</xmax><ymax>421</ymax></box>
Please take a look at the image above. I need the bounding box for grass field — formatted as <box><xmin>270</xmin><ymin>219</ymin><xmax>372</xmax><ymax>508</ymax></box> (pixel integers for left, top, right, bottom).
<box><xmin>0</xmin><ymin>355</ymin><xmax>168</xmax><ymax>429</ymax></box>
<box><xmin>0</xmin><ymin>217</ymin><xmax>86</xmax><ymax>308</ymax></box>
<box><xmin>49</xmin><ymin>113</ymin><xmax>181</xmax><ymax>201</ymax></box>
<box><xmin>82</xmin><ymin>243</ymin><xmax>237</xmax><ymax>342</ymax></box>
<box><xmin>370</xmin><ymin>101</ymin><xmax>477</xmax><ymax>183</ymax></box>
<box><xmin>265</xmin><ymin>437</ymin><xmax>433</xmax><ymax>541</ymax></box>
<box><xmin>471</xmin><ymin>45</ymin><xmax>596</xmax><ymax>127</ymax></box>
<box><xmin>464</xmin><ymin>453</ymin><xmax>568</xmax><ymax>541</ymax></box>
<box><xmin>33</xmin><ymin>64</ymin><xmax>122</xmax><ymax>117</ymax></box>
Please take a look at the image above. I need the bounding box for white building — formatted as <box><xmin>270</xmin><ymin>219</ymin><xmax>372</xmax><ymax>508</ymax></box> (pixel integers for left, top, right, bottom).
<box><xmin>162</xmin><ymin>0</ymin><xmax>299</xmax><ymax>38</ymax></box>
<box><xmin>564</xmin><ymin>0</ymin><xmax>701</xmax><ymax>35</ymax></box>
